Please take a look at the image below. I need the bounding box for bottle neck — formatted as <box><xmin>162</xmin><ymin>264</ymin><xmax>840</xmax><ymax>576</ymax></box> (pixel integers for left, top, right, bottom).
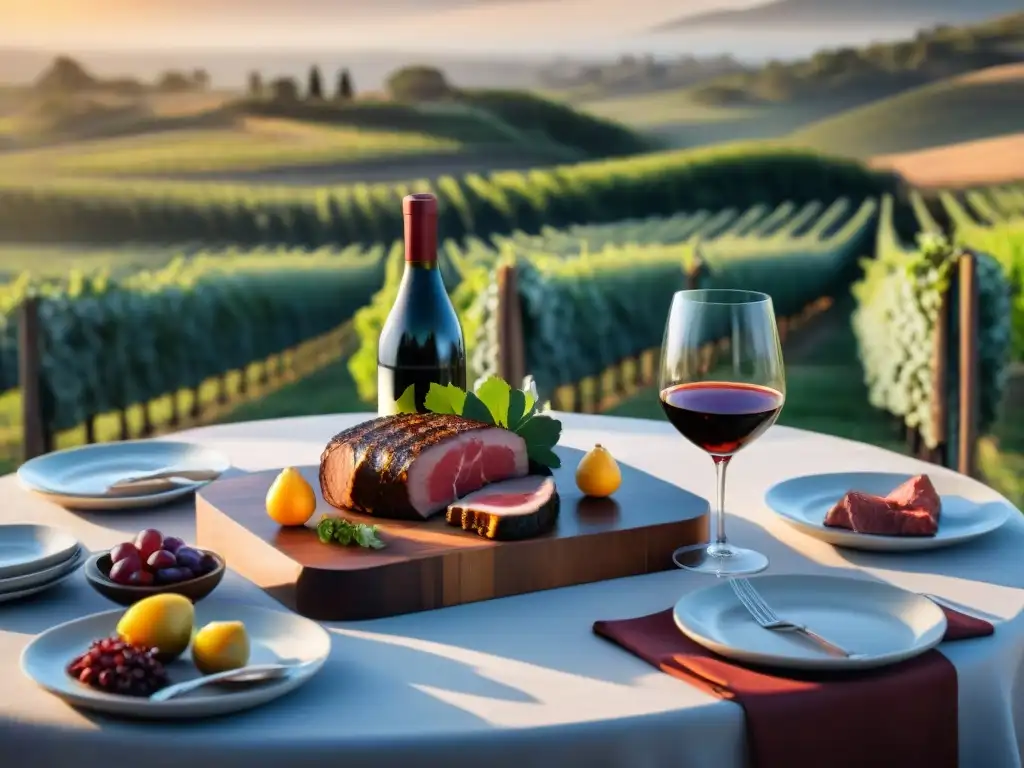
<box><xmin>400</xmin><ymin>259</ymin><xmax>444</xmax><ymax>289</ymax></box>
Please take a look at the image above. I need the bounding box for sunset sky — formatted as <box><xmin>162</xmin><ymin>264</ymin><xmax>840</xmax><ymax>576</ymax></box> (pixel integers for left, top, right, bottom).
<box><xmin>0</xmin><ymin>0</ymin><xmax>760</xmax><ymax>50</ymax></box>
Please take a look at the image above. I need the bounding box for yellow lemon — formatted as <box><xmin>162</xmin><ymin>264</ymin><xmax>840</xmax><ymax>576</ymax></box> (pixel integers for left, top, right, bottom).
<box><xmin>266</xmin><ymin>467</ymin><xmax>317</xmax><ymax>526</ymax></box>
<box><xmin>576</xmin><ymin>444</ymin><xmax>622</xmax><ymax>498</ymax></box>
<box><xmin>191</xmin><ymin>621</ymin><xmax>250</xmax><ymax>675</ymax></box>
<box><xmin>116</xmin><ymin>593</ymin><xmax>195</xmax><ymax>662</ymax></box>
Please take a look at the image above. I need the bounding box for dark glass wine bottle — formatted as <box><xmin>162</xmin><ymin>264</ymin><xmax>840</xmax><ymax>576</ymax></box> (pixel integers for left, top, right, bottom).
<box><xmin>377</xmin><ymin>193</ymin><xmax>467</xmax><ymax>415</ymax></box>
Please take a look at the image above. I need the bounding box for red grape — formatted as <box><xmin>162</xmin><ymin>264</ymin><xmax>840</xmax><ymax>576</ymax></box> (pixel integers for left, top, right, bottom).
<box><xmin>109</xmin><ymin>543</ymin><xmax>140</xmax><ymax>567</ymax></box>
<box><xmin>134</xmin><ymin>529</ymin><xmax>163</xmax><ymax>560</ymax></box>
<box><xmin>147</xmin><ymin>550</ymin><xmax>176</xmax><ymax>570</ymax></box>
<box><xmin>161</xmin><ymin>536</ymin><xmax>185</xmax><ymax>554</ymax></box>
<box><xmin>108</xmin><ymin>559</ymin><xmax>140</xmax><ymax>585</ymax></box>
<box><xmin>128</xmin><ymin>570</ymin><xmax>154</xmax><ymax>587</ymax></box>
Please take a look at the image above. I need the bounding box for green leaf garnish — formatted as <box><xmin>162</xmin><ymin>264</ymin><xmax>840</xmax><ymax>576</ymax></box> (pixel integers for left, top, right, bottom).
<box><xmin>387</xmin><ymin>375</ymin><xmax>561</xmax><ymax>468</ymax></box>
<box><xmin>316</xmin><ymin>516</ymin><xmax>385</xmax><ymax>549</ymax></box>
<box><xmin>462</xmin><ymin>391</ymin><xmax>497</xmax><ymax>425</ymax></box>
<box><xmin>474</xmin><ymin>376</ymin><xmax>511</xmax><ymax>426</ymax></box>
<box><xmin>506</xmin><ymin>388</ymin><xmax>528</xmax><ymax>432</ymax></box>
<box><xmin>423</xmin><ymin>382</ymin><xmax>466</xmax><ymax>415</ymax></box>
<box><xmin>516</xmin><ymin>415</ymin><xmax>563</xmax><ymax>468</ymax></box>
<box><xmin>395</xmin><ymin>384</ymin><xmax>418</xmax><ymax>415</ymax></box>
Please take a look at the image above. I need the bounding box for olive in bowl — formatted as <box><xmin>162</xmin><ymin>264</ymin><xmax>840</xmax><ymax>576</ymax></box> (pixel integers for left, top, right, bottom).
<box><xmin>85</xmin><ymin>529</ymin><xmax>225</xmax><ymax>606</ymax></box>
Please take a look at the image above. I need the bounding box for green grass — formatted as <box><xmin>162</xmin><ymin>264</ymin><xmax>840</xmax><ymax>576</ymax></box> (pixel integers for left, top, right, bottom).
<box><xmin>0</xmin><ymin>119</ymin><xmax>463</xmax><ymax>176</ymax></box>
<box><xmin>576</xmin><ymin>89</ymin><xmax>868</xmax><ymax>149</ymax></box>
<box><xmin>218</xmin><ymin>358</ymin><xmax>366</xmax><ymax>424</ymax></box>
<box><xmin>788</xmin><ymin>63</ymin><xmax>1024</xmax><ymax>158</ymax></box>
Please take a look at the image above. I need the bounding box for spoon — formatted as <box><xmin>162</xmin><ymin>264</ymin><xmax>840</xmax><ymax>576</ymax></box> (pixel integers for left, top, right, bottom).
<box><xmin>149</xmin><ymin>661</ymin><xmax>319</xmax><ymax>702</ymax></box>
<box><xmin>105</xmin><ymin>467</ymin><xmax>222</xmax><ymax>495</ymax></box>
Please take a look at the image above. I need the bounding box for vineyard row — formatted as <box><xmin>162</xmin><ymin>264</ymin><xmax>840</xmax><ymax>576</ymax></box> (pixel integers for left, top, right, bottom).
<box><xmin>0</xmin><ymin>146</ymin><xmax>896</xmax><ymax>247</ymax></box>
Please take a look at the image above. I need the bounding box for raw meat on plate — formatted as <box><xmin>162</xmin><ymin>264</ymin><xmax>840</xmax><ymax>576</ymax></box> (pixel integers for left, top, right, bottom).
<box><xmin>823</xmin><ymin>474</ymin><xmax>941</xmax><ymax>537</ymax></box>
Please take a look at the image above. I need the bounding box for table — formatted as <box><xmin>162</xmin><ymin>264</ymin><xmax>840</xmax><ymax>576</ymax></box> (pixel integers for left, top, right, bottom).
<box><xmin>1</xmin><ymin>413</ymin><xmax>1023</xmax><ymax>768</ymax></box>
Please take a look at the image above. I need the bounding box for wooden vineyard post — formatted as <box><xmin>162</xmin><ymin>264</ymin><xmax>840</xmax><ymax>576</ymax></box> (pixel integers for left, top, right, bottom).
<box><xmin>190</xmin><ymin>387</ymin><xmax>202</xmax><ymax>420</ymax></box>
<box><xmin>495</xmin><ymin>262</ymin><xmax>527</xmax><ymax>392</ymax></box>
<box><xmin>217</xmin><ymin>373</ymin><xmax>230</xmax><ymax>406</ymax></box>
<box><xmin>117</xmin><ymin>410</ymin><xmax>130</xmax><ymax>441</ymax></box>
<box><xmin>957</xmin><ymin>251</ymin><xmax>979</xmax><ymax>477</ymax></box>
<box><xmin>686</xmin><ymin>251</ymin><xmax>706</xmax><ymax>291</ymax></box>
<box><xmin>19</xmin><ymin>297</ymin><xmax>52</xmax><ymax>460</ymax></box>
<box><xmin>140</xmin><ymin>402</ymin><xmax>155</xmax><ymax>438</ymax></box>
<box><xmin>928</xmin><ymin>277</ymin><xmax>950</xmax><ymax>465</ymax></box>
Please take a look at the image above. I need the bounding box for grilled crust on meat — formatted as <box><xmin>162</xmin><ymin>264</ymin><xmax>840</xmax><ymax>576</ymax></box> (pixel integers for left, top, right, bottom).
<box><xmin>319</xmin><ymin>413</ymin><xmax>494</xmax><ymax>519</ymax></box>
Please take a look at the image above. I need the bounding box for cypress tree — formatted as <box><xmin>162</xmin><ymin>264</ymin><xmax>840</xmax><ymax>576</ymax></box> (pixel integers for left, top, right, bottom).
<box><xmin>307</xmin><ymin>65</ymin><xmax>323</xmax><ymax>100</ymax></box>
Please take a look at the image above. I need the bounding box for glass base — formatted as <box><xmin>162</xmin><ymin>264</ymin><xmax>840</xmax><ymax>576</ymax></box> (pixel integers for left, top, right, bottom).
<box><xmin>672</xmin><ymin>542</ymin><xmax>769</xmax><ymax>577</ymax></box>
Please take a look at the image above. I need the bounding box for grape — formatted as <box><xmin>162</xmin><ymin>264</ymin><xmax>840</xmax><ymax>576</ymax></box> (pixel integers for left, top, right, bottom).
<box><xmin>108</xmin><ymin>559</ymin><xmax>140</xmax><ymax>585</ymax></box>
<box><xmin>147</xmin><ymin>550</ymin><xmax>176</xmax><ymax>570</ymax></box>
<box><xmin>66</xmin><ymin>637</ymin><xmax>168</xmax><ymax>697</ymax></box>
<box><xmin>161</xmin><ymin>536</ymin><xmax>185</xmax><ymax>554</ymax></box>
<box><xmin>128</xmin><ymin>570</ymin><xmax>154</xmax><ymax>587</ymax></box>
<box><xmin>155</xmin><ymin>567</ymin><xmax>193</xmax><ymax>584</ymax></box>
<box><xmin>109</xmin><ymin>543</ymin><xmax>140</xmax><ymax>567</ymax></box>
<box><xmin>174</xmin><ymin>548</ymin><xmax>203</xmax><ymax>572</ymax></box>
<box><xmin>134</xmin><ymin>529</ymin><xmax>163</xmax><ymax>560</ymax></box>
<box><xmin>198</xmin><ymin>554</ymin><xmax>219</xmax><ymax>575</ymax></box>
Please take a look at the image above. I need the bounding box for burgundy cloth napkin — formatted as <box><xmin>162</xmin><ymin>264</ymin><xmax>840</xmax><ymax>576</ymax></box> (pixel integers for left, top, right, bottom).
<box><xmin>593</xmin><ymin>604</ymin><xmax>993</xmax><ymax>768</ymax></box>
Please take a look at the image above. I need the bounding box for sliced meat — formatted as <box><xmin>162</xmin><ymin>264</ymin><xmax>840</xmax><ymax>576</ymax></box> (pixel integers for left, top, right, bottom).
<box><xmin>319</xmin><ymin>413</ymin><xmax>529</xmax><ymax>520</ymax></box>
<box><xmin>885</xmin><ymin>474</ymin><xmax>942</xmax><ymax>522</ymax></box>
<box><xmin>447</xmin><ymin>476</ymin><xmax>560</xmax><ymax>540</ymax></box>
<box><xmin>824</xmin><ymin>491</ymin><xmax>938</xmax><ymax>537</ymax></box>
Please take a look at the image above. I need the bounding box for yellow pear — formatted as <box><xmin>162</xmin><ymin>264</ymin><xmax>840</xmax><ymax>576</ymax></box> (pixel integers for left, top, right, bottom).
<box><xmin>192</xmin><ymin>621</ymin><xmax>250</xmax><ymax>675</ymax></box>
<box><xmin>266</xmin><ymin>467</ymin><xmax>317</xmax><ymax>526</ymax></box>
<box><xmin>576</xmin><ymin>444</ymin><xmax>622</xmax><ymax>498</ymax></box>
<box><xmin>116</xmin><ymin>593</ymin><xmax>195</xmax><ymax>662</ymax></box>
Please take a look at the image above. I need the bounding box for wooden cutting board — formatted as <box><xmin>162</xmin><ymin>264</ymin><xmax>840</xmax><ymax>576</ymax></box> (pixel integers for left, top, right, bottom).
<box><xmin>195</xmin><ymin>446</ymin><xmax>708</xmax><ymax>621</ymax></box>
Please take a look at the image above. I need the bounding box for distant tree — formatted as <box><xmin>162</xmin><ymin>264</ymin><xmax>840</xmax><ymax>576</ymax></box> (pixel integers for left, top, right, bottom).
<box><xmin>192</xmin><ymin>68</ymin><xmax>211</xmax><ymax>90</ymax></box>
<box><xmin>248</xmin><ymin>71</ymin><xmax>264</xmax><ymax>98</ymax></box>
<box><xmin>34</xmin><ymin>56</ymin><xmax>96</xmax><ymax>93</ymax></box>
<box><xmin>385</xmin><ymin>65</ymin><xmax>452</xmax><ymax>102</ymax></box>
<box><xmin>307</xmin><ymin>66</ymin><xmax>324</xmax><ymax>100</ymax></box>
<box><xmin>157</xmin><ymin>70</ymin><xmax>193</xmax><ymax>93</ymax></box>
<box><xmin>271</xmin><ymin>77</ymin><xmax>300</xmax><ymax>103</ymax></box>
<box><xmin>336</xmin><ymin>68</ymin><xmax>355</xmax><ymax>100</ymax></box>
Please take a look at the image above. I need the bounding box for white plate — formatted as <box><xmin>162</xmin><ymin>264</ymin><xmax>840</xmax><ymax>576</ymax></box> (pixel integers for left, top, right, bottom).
<box><xmin>673</xmin><ymin>574</ymin><xmax>948</xmax><ymax>671</ymax></box>
<box><xmin>0</xmin><ymin>550</ymin><xmax>85</xmax><ymax>603</ymax></box>
<box><xmin>0</xmin><ymin>525</ymin><xmax>81</xmax><ymax>580</ymax></box>
<box><xmin>18</xmin><ymin>441</ymin><xmax>230</xmax><ymax>510</ymax></box>
<box><xmin>21</xmin><ymin>603</ymin><xmax>331</xmax><ymax>719</ymax></box>
<box><xmin>765</xmin><ymin>471</ymin><xmax>1013</xmax><ymax>551</ymax></box>
<box><xmin>0</xmin><ymin>546</ymin><xmax>83</xmax><ymax>594</ymax></box>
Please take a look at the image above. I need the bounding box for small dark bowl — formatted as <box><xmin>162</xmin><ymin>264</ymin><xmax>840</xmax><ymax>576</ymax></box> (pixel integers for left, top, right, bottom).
<box><xmin>84</xmin><ymin>550</ymin><xmax>226</xmax><ymax>606</ymax></box>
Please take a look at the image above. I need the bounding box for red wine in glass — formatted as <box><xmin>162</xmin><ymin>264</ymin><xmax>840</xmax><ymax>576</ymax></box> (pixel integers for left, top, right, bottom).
<box><xmin>659</xmin><ymin>288</ymin><xmax>786</xmax><ymax>576</ymax></box>
<box><xmin>660</xmin><ymin>382</ymin><xmax>784</xmax><ymax>456</ymax></box>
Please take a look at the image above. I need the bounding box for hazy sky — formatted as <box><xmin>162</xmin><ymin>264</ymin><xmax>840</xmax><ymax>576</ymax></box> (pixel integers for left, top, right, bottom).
<box><xmin>0</xmin><ymin>0</ymin><xmax>761</xmax><ymax>51</ymax></box>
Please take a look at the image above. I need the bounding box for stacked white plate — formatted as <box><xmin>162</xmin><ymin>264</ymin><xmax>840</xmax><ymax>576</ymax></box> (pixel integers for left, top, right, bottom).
<box><xmin>0</xmin><ymin>525</ymin><xmax>85</xmax><ymax>603</ymax></box>
<box><xmin>17</xmin><ymin>441</ymin><xmax>230</xmax><ymax>511</ymax></box>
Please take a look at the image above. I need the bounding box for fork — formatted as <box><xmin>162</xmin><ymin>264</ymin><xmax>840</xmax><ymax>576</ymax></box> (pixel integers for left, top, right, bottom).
<box><xmin>729</xmin><ymin>578</ymin><xmax>854</xmax><ymax>658</ymax></box>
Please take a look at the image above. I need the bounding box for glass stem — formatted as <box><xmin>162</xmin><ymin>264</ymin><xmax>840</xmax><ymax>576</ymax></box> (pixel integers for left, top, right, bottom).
<box><xmin>712</xmin><ymin>456</ymin><xmax>731</xmax><ymax>546</ymax></box>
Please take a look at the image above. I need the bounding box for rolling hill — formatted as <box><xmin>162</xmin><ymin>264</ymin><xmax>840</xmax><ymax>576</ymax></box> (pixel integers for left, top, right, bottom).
<box><xmin>869</xmin><ymin>133</ymin><xmax>1024</xmax><ymax>187</ymax></box>
<box><xmin>787</xmin><ymin>63</ymin><xmax>1024</xmax><ymax>158</ymax></box>
<box><xmin>659</xmin><ymin>0</ymin><xmax>1023</xmax><ymax>29</ymax></box>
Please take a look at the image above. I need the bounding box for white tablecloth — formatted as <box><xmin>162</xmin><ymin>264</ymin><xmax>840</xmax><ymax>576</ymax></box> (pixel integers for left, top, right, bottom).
<box><xmin>0</xmin><ymin>413</ymin><xmax>1022</xmax><ymax>768</ymax></box>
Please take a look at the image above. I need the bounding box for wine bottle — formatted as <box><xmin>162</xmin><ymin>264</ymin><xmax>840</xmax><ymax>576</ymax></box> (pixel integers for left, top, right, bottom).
<box><xmin>378</xmin><ymin>193</ymin><xmax>467</xmax><ymax>415</ymax></box>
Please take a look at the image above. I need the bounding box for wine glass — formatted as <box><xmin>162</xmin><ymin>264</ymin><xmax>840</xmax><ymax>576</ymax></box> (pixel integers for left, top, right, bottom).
<box><xmin>659</xmin><ymin>289</ymin><xmax>786</xmax><ymax>576</ymax></box>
